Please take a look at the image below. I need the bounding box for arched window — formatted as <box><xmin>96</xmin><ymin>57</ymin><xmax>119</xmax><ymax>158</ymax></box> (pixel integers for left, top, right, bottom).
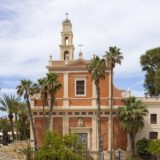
<box><xmin>64</xmin><ymin>51</ymin><xmax>69</xmax><ymax>60</ymax></box>
<box><xmin>65</xmin><ymin>37</ymin><xmax>69</xmax><ymax>45</ymax></box>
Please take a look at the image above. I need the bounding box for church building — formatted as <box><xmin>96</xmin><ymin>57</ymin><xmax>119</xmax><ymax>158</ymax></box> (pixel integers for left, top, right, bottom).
<box><xmin>31</xmin><ymin>16</ymin><xmax>127</xmax><ymax>159</ymax></box>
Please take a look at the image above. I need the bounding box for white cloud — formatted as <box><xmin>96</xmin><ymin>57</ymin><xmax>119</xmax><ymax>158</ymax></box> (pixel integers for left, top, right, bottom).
<box><xmin>131</xmin><ymin>90</ymin><xmax>145</xmax><ymax>97</ymax></box>
<box><xmin>0</xmin><ymin>88</ymin><xmax>16</xmax><ymax>95</ymax></box>
<box><xmin>0</xmin><ymin>0</ymin><xmax>160</xmax><ymax>95</ymax></box>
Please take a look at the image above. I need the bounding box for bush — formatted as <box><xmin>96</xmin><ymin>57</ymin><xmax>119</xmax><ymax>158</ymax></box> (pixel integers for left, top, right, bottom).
<box><xmin>148</xmin><ymin>139</ymin><xmax>160</xmax><ymax>159</ymax></box>
<box><xmin>35</xmin><ymin>131</ymin><xmax>83</xmax><ymax>160</ymax></box>
<box><xmin>136</xmin><ymin>138</ymin><xmax>151</xmax><ymax>159</ymax></box>
<box><xmin>23</xmin><ymin>146</ymin><xmax>33</xmax><ymax>160</ymax></box>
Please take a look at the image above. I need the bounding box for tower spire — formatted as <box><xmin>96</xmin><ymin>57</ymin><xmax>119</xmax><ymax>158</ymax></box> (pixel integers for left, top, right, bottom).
<box><xmin>60</xmin><ymin>15</ymin><xmax>74</xmax><ymax>61</ymax></box>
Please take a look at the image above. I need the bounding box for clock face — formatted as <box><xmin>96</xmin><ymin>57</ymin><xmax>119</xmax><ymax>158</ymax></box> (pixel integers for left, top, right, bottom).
<box><xmin>121</xmin><ymin>91</ymin><xmax>127</xmax><ymax>98</ymax></box>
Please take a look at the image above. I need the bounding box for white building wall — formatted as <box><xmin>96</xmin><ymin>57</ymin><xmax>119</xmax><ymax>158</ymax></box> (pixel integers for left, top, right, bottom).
<box><xmin>136</xmin><ymin>97</ymin><xmax>160</xmax><ymax>141</ymax></box>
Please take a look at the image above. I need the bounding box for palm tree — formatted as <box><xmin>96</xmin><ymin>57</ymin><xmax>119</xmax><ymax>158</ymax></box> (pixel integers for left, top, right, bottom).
<box><xmin>16</xmin><ymin>80</ymin><xmax>37</xmax><ymax>148</ymax></box>
<box><xmin>104</xmin><ymin>46</ymin><xmax>123</xmax><ymax>160</ymax></box>
<box><xmin>46</xmin><ymin>73</ymin><xmax>62</xmax><ymax>130</ymax></box>
<box><xmin>15</xmin><ymin>102</ymin><xmax>28</xmax><ymax>140</ymax></box>
<box><xmin>117</xmin><ymin>96</ymin><xmax>148</xmax><ymax>157</ymax></box>
<box><xmin>37</xmin><ymin>77</ymin><xmax>48</xmax><ymax>130</ymax></box>
<box><xmin>0</xmin><ymin>94</ymin><xmax>20</xmax><ymax>140</ymax></box>
<box><xmin>17</xmin><ymin>108</ymin><xmax>30</xmax><ymax>140</ymax></box>
<box><xmin>88</xmin><ymin>56</ymin><xmax>106</xmax><ymax>159</ymax></box>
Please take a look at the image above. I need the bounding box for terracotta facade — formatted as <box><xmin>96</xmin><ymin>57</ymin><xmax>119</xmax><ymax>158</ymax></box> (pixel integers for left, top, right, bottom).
<box><xmin>31</xmin><ymin>17</ymin><xmax>127</xmax><ymax>159</ymax></box>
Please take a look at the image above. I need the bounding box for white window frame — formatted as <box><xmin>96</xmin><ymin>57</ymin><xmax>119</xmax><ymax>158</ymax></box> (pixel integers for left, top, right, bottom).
<box><xmin>75</xmin><ymin>78</ymin><xmax>86</xmax><ymax>96</ymax></box>
<box><xmin>150</xmin><ymin>113</ymin><xmax>157</xmax><ymax>124</ymax></box>
<box><xmin>149</xmin><ymin>131</ymin><xmax>158</xmax><ymax>139</ymax></box>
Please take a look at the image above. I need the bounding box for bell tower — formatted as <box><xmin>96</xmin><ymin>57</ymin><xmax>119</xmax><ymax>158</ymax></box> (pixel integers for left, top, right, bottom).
<box><xmin>60</xmin><ymin>13</ymin><xmax>74</xmax><ymax>61</ymax></box>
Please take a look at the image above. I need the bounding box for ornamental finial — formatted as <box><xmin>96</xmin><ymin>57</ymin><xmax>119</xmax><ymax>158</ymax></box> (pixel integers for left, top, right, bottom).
<box><xmin>49</xmin><ymin>54</ymin><xmax>52</xmax><ymax>60</ymax></box>
<box><xmin>78</xmin><ymin>44</ymin><xmax>84</xmax><ymax>59</ymax></box>
<box><xmin>65</xmin><ymin>12</ymin><xmax>69</xmax><ymax>19</ymax></box>
<box><xmin>78</xmin><ymin>44</ymin><xmax>83</xmax><ymax>52</ymax></box>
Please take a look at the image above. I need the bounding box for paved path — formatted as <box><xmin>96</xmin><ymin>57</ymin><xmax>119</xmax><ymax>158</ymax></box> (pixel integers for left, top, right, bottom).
<box><xmin>0</xmin><ymin>142</ymin><xmax>28</xmax><ymax>160</ymax></box>
<box><xmin>0</xmin><ymin>151</ymin><xmax>16</xmax><ymax>160</ymax></box>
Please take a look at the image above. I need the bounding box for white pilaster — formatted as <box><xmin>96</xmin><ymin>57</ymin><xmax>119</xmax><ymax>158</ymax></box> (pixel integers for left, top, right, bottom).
<box><xmin>63</xmin><ymin>116</ymin><xmax>69</xmax><ymax>135</ymax></box>
<box><xmin>127</xmin><ymin>134</ymin><xmax>131</xmax><ymax>151</ymax></box>
<box><xmin>92</xmin><ymin>116</ymin><xmax>98</xmax><ymax>151</ymax></box>
<box><xmin>92</xmin><ymin>80</ymin><xmax>97</xmax><ymax>107</ymax></box>
<box><xmin>108</xmin><ymin>115</ymin><xmax>111</xmax><ymax>151</ymax></box>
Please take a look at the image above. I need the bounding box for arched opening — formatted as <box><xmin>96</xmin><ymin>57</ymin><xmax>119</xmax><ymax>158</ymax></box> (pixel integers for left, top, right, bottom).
<box><xmin>64</xmin><ymin>51</ymin><xmax>69</xmax><ymax>60</ymax></box>
<box><xmin>65</xmin><ymin>37</ymin><xmax>69</xmax><ymax>45</ymax></box>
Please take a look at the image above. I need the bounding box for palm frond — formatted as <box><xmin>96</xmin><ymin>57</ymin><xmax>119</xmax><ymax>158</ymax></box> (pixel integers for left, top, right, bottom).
<box><xmin>87</xmin><ymin>56</ymin><xmax>106</xmax><ymax>82</ymax></box>
<box><xmin>0</xmin><ymin>107</ymin><xmax>6</xmax><ymax>111</ymax></box>
<box><xmin>104</xmin><ymin>46</ymin><xmax>123</xmax><ymax>68</ymax></box>
<box><xmin>117</xmin><ymin>96</ymin><xmax>148</xmax><ymax>134</ymax></box>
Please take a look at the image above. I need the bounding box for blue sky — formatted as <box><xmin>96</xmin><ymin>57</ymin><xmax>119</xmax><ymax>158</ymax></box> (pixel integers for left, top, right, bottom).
<box><xmin>0</xmin><ymin>0</ymin><xmax>160</xmax><ymax>103</ymax></box>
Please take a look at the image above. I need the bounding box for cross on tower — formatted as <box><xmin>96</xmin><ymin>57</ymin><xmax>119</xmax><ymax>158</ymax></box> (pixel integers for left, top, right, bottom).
<box><xmin>65</xmin><ymin>12</ymin><xmax>69</xmax><ymax>19</ymax></box>
<box><xmin>78</xmin><ymin>44</ymin><xmax>84</xmax><ymax>52</ymax></box>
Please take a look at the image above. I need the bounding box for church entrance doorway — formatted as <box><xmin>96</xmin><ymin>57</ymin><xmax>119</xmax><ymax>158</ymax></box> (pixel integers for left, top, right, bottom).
<box><xmin>77</xmin><ymin>133</ymin><xmax>88</xmax><ymax>160</ymax></box>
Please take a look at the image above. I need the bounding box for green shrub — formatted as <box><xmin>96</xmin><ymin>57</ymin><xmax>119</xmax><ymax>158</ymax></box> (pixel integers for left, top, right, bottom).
<box><xmin>35</xmin><ymin>131</ymin><xmax>83</xmax><ymax>160</ymax></box>
<box><xmin>148</xmin><ymin>139</ymin><xmax>160</xmax><ymax>159</ymax></box>
<box><xmin>136</xmin><ymin>138</ymin><xmax>151</xmax><ymax>159</ymax></box>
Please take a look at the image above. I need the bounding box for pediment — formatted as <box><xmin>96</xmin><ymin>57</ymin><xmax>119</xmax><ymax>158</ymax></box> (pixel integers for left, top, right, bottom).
<box><xmin>66</xmin><ymin>58</ymin><xmax>90</xmax><ymax>67</ymax></box>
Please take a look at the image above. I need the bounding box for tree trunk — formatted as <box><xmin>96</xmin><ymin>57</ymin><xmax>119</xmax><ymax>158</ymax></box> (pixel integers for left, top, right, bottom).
<box><xmin>8</xmin><ymin>113</ymin><xmax>15</xmax><ymax>141</ymax></box>
<box><xmin>48</xmin><ymin>95</ymin><xmax>55</xmax><ymax>130</ymax></box>
<box><xmin>42</xmin><ymin>99</ymin><xmax>47</xmax><ymax>131</ymax></box>
<box><xmin>15</xmin><ymin>112</ymin><xmax>18</xmax><ymax>123</ymax></box>
<box><xmin>3</xmin><ymin>131</ymin><xmax>8</xmax><ymax>145</ymax></box>
<box><xmin>130</xmin><ymin>133</ymin><xmax>136</xmax><ymax>158</ymax></box>
<box><xmin>95</xmin><ymin>80</ymin><xmax>102</xmax><ymax>160</ymax></box>
<box><xmin>110</xmin><ymin>65</ymin><xmax>113</xmax><ymax>160</ymax></box>
<box><xmin>26</xmin><ymin>95</ymin><xmax>37</xmax><ymax>149</ymax></box>
<box><xmin>15</xmin><ymin>112</ymin><xmax>18</xmax><ymax>140</ymax></box>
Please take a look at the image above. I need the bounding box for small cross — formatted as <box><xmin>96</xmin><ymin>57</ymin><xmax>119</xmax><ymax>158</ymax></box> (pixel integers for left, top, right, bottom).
<box><xmin>65</xmin><ymin>12</ymin><xmax>69</xmax><ymax>19</ymax></box>
<box><xmin>78</xmin><ymin>44</ymin><xmax>84</xmax><ymax>52</ymax></box>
